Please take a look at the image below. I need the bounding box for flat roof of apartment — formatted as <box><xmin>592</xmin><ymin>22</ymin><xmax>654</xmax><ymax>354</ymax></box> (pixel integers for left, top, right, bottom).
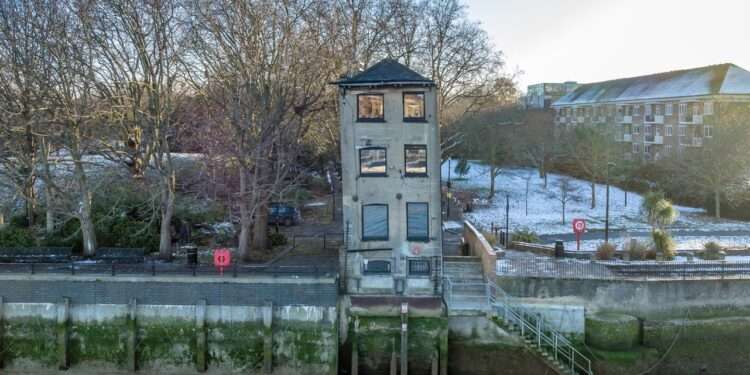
<box><xmin>553</xmin><ymin>63</ymin><xmax>750</xmax><ymax>106</ymax></box>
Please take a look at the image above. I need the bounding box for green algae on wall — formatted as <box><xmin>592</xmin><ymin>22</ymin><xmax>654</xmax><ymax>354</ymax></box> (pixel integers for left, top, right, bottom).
<box><xmin>69</xmin><ymin>318</ymin><xmax>128</xmax><ymax>367</ymax></box>
<box><xmin>4</xmin><ymin>317</ymin><xmax>58</xmax><ymax>367</ymax></box>
<box><xmin>137</xmin><ymin>319</ymin><xmax>197</xmax><ymax>369</ymax></box>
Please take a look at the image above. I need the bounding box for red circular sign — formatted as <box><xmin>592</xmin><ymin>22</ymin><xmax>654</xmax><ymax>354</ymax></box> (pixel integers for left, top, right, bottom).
<box><xmin>213</xmin><ymin>248</ymin><xmax>232</xmax><ymax>267</ymax></box>
<box><xmin>572</xmin><ymin>219</ymin><xmax>586</xmax><ymax>234</ymax></box>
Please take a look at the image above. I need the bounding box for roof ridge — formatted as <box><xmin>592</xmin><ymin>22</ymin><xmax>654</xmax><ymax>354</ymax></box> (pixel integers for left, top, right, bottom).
<box><xmin>578</xmin><ymin>63</ymin><xmax>736</xmax><ymax>87</ymax></box>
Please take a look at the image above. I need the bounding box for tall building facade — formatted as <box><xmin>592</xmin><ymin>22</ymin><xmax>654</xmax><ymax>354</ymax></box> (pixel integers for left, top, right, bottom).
<box><xmin>336</xmin><ymin>59</ymin><xmax>442</xmax><ymax>296</ymax></box>
<box><xmin>552</xmin><ymin>64</ymin><xmax>750</xmax><ymax>161</ymax></box>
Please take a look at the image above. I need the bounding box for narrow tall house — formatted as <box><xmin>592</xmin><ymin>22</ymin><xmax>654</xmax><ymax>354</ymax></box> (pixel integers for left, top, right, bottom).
<box><xmin>336</xmin><ymin>59</ymin><xmax>442</xmax><ymax>296</ymax></box>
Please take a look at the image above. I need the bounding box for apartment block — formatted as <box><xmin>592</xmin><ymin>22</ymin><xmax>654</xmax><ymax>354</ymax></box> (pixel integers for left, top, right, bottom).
<box><xmin>551</xmin><ymin>64</ymin><xmax>750</xmax><ymax>161</ymax></box>
<box><xmin>525</xmin><ymin>81</ymin><xmax>579</xmax><ymax>109</ymax></box>
<box><xmin>335</xmin><ymin>59</ymin><xmax>442</xmax><ymax>296</ymax></box>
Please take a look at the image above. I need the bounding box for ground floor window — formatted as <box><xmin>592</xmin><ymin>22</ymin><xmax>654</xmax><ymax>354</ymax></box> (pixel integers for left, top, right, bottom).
<box><xmin>406</xmin><ymin>202</ymin><xmax>429</xmax><ymax>241</ymax></box>
<box><xmin>363</xmin><ymin>259</ymin><xmax>391</xmax><ymax>274</ymax></box>
<box><xmin>408</xmin><ymin>259</ymin><xmax>431</xmax><ymax>275</ymax></box>
<box><xmin>362</xmin><ymin>204</ymin><xmax>388</xmax><ymax>241</ymax></box>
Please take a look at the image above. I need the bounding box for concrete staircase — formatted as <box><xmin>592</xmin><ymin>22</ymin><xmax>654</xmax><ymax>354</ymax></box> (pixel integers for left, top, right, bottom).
<box><xmin>443</xmin><ymin>256</ymin><xmax>489</xmax><ymax>315</ymax></box>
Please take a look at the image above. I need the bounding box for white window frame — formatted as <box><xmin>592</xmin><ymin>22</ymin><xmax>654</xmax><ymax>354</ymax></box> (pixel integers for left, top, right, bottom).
<box><xmin>645</xmin><ymin>104</ymin><xmax>652</xmax><ymax>116</ymax></box>
<box><xmin>632</xmin><ymin>143</ymin><xmax>640</xmax><ymax>153</ymax></box>
<box><xmin>665</xmin><ymin>125</ymin><xmax>673</xmax><ymax>137</ymax></box>
<box><xmin>633</xmin><ymin>125</ymin><xmax>641</xmax><ymax>135</ymax></box>
<box><xmin>679</xmin><ymin>125</ymin><xmax>687</xmax><ymax>137</ymax></box>
<box><xmin>704</xmin><ymin>101</ymin><xmax>714</xmax><ymax>115</ymax></box>
<box><xmin>704</xmin><ymin>125</ymin><xmax>713</xmax><ymax>138</ymax></box>
<box><xmin>665</xmin><ymin>103</ymin><xmax>673</xmax><ymax>116</ymax></box>
<box><xmin>633</xmin><ymin>104</ymin><xmax>641</xmax><ymax>116</ymax></box>
<box><xmin>679</xmin><ymin>103</ymin><xmax>687</xmax><ymax>115</ymax></box>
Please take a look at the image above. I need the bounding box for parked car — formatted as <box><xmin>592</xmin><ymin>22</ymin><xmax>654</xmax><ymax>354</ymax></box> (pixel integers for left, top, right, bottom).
<box><xmin>268</xmin><ymin>203</ymin><xmax>302</xmax><ymax>226</ymax></box>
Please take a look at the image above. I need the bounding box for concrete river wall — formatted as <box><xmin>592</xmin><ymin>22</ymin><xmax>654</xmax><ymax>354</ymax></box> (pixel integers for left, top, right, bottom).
<box><xmin>0</xmin><ymin>274</ymin><xmax>339</xmax><ymax>374</ymax></box>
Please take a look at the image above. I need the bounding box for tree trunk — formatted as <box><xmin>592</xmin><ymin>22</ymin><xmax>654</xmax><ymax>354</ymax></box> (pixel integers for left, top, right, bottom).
<box><xmin>714</xmin><ymin>189</ymin><xmax>721</xmax><ymax>219</ymax></box>
<box><xmin>252</xmin><ymin>205</ymin><xmax>269</xmax><ymax>252</ymax></box>
<box><xmin>239</xmin><ymin>169</ymin><xmax>252</xmax><ymax>261</ymax></box>
<box><xmin>45</xmin><ymin>186</ymin><xmax>54</xmax><ymax>234</ymax></box>
<box><xmin>489</xmin><ymin>168</ymin><xmax>497</xmax><ymax>200</ymax></box>
<box><xmin>624</xmin><ymin>191</ymin><xmax>628</xmax><ymax>207</ymax></box>
<box><xmin>158</xmin><ymin>172</ymin><xmax>175</xmax><ymax>260</ymax></box>
<box><xmin>590</xmin><ymin>181</ymin><xmax>596</xmax><ymax>209</ymax></box>
<box><xmin>543</xmin><ymin>172</ymin><xmax>548</xmax><ymax>189</ymax></box>
<box><xmin>561</xmin><ymin>202</ymin><xmax>566</xmax><ymax>225</ymax></box>
<box><xmin>73</xmin><ymin>153</ymin><xmax>97</xmax><ymax>257</ymax></box>
<box><xmin>25</xmin><ymin>183</ymin><xmax>35</xmax><ymax>227</ymax></box>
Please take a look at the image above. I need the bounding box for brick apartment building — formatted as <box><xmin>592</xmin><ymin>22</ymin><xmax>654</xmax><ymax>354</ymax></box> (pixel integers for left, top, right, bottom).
<box><xmin>551</xmin><ymin>63</ymin><xmax>750</xmax><ymax>161</ymax></box>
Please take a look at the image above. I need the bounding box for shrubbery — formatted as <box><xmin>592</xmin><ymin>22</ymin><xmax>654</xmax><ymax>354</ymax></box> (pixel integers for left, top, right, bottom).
<box><xmin>595</xmin><ymin>242</ymin><xmax>616</xmax><ymax>260</ymax></box>
<box><xmin>0</xmin><ymin>226</ymin><xmax>35</xmax><ymax>247</ymax></box>
<box><xmin>268</xmin><ymin>232</ymin><xmax>288</xmax><ymax>247</ymax></box>
<box><xmin>512</xmin><ymin>228</ymin><xmax>540</xmax><ymax>243</ymax></box>
<box><xmin>624</xmin><ymin>239</ymin><xmax>653</xmax><ymax>260</ymax></box>
<box><xmin>652</xmin><ymin>229</ymin><xmax>676</xmax><ymax>260</ymax></box>
<box><xmin>702</xmin><ymin>241</ymin><xmax>725</xmax><ymax>260</ymax></box>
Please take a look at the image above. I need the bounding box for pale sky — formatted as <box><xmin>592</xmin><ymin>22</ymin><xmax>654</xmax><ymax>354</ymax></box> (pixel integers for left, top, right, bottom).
<box><xmin>464</xmin><ymin>0</ymin><xmax>750</xmax><ymax>92</ymax></box>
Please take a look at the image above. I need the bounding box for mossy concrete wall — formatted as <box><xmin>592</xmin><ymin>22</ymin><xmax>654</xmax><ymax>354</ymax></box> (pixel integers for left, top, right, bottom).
<box><xmin>0</xmin><ymin>303</ymin><xmax>337</xmax><ymax>374</ymax></box>
<box><xmin>498</xmin><ymin>276</ymin><xmax>750</xmax><ymax>374</ymax></box>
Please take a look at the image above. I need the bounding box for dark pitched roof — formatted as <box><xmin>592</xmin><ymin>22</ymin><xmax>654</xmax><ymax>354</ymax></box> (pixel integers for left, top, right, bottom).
<box><xmin>335</xmin><ymin>59</ymin><xmax>434</xmax><ymax>87</ymax></box>
<box><xmin>553</xmin><ymin>63</ymin><xmax>750</xmax><ymax>106</ymax></box>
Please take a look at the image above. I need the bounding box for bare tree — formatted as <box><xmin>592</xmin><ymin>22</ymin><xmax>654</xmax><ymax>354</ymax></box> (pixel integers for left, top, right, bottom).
<box><xmin>566</xmin><ymin>126</ymin><xmax>614</xmax><ymax>209</ymax></box>
<box><xmin>549</xmin><ymin>177</ymin><xmax>579</xmax><ymax>225</ymax></box>
<box><xmin>191</xmin><ymin>0</ymin><xmax>333</xmax><ymax>260</ymax></box>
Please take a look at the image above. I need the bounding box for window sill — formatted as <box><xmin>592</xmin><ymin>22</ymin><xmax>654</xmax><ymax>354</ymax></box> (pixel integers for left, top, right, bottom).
<box><xmin>403</xmin><ymin>118</ymin><xmax>428</xmax><ymax>123</ymax></box>
<box><xmin>405</xmin><ymin>173</ymin><xmax>428</xmax><ymax>178</ymax></box>
<box><xmin>359</xmin><ymin>174</ymin><xmax>388</xmax><ymax>178</ymax></box>
<box><xmin>362</xmin><ymin>237</ymin><xmax>389</xmax><ymax>242</ymax></box>
<box><xmin>357</xmin><ymin>118</ymin><xmax>386</xmax><ymax>123</ymax></box>
<box><xmin>407</xmin><ymin>237</ymin><xmax>430</xmax><ymax>243</ymax></box>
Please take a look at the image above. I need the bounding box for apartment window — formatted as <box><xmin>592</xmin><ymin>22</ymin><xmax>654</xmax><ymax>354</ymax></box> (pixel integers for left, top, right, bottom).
<box><xmin>357</xmin><ymin>94</ymin><xmax>385</xmax><ymax>122</ymax></box>
<box><xmin>406</xmin><ymin>202</ymin><xmax>429</xmax><ymax>242</ymax></box>
<box><xmin>693</xmin><ymin>103</ymin><xmax>701</xmax><ymax>115</ymax></box>
<box><xmin>655</xmin><ymin>104</ymin><xmax>663</xmax><ymax>116</ymax></box>
<box><xmin>633</xmin><ymin>125</ymin><xmax>641</xmax><ymax>135</ymax></box>
<box><xmin>362</xmin><ymin>204</ymin><xmax>388</xmax><ymax>241</ymax></box>
<box><xmin>645</xmin><ymin>144</ymin><xmax>652</xmax><ymax>154</ymax></box>
<box><xmin>403</xmin><ymin>92</ymin><xmax>426</xmax><ymax>121</ymax></box>
<box><xmin>644</xmin><ymin>125</ymin><xmax>653</xmax><ymax>136</ymax></box>
<box><xmin>704</xmin><ymin>101</ymin><xmax>714</xmax><ymax>115</ymax></box>
<box><xmin>359</xmin><ymin>147</ymin><xmax>387</xmax><ymax>176</ymax></box>
<box><xmin>404</xmin><ymin>145</ymin><xmax>427</xmax><ymax>176</ymax></box>
<box><xmin>665</xmin><ymin>103</ymin><xmax>673</xmax><ymax>116</ymax></box>
<box><xmin>679</xmin><ymin>125</ymin><xmax>687</xmax><ymax>137</ymax></box>
<box><xmin>704</xmin><ymin>125</ymin><xmax>713</xmax><ymax>138</ymax></box>
<box><xmin>363</xmin><ymin>259</ymin><xmax>391</xmax><ymax>274</ymax></box>
<box><xmin>665</xmin><ymin>125</ymin><xmax>673</xmax><ymax>137</ymax></box>
<box><xmin>408</xmin><ymin>259</ymin><xmax>431</xmax><ymax>275</ymax></box>
<box><xmin>632</xmin><ymin>143</ymin><xmax>641</xmax><ymax>153</ymax></box>
<box><xmin>679</xmin><ymin>103</ymin><xmax>688</xmax><ymax>115</ymax></box>
<box><xmin>634</xmin><ymin>105</ymin><xmax>641</xmax><ymax>116</ymax></box>
<box><xmin>665</xmin><ymin>144</ymin><xmax>673</xmax><ymax>154</ymax></box>
<box><xmin>645</xmin><ymin>104</ymin><xmax>652</xmax><ymax>116</ymax></box>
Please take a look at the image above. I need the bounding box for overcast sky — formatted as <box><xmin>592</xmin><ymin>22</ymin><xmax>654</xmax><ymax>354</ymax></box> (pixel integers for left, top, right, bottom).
<box><xmin>464</xmin><ymin>0</ymin><xmax>750</xmax><ymax>91</ymax></box>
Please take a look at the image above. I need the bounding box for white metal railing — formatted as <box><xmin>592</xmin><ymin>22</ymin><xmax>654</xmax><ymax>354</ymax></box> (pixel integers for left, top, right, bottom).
<box><xmin>494</xmin><ymin>286</ymin><xmax>593</xmax><ymax>375</ymax></box>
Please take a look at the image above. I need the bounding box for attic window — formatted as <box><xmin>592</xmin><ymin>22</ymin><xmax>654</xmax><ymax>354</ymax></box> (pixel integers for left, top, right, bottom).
<box><xmin>358</xmin><ymin>94</ymin><xmax>384</xmax><ymax>122</ymax></box>
<box><xmin>403</xmin><ymin>92</ymin><xmax>425</xmax><ymax>121</ymax></box>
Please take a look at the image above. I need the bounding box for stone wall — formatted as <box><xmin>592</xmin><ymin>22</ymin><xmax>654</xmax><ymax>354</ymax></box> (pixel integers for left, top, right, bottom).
<box><xmin>463</xmin><ymin>221</ymin><xmax>497</xmax><ymax>278</ymax></box>
<box><xmin>0</xmin><ymin>274</ymin><xmax>339</xmax><ymax>374</ymax></box>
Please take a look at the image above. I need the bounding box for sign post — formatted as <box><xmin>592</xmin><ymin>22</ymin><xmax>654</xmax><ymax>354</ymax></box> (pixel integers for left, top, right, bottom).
<box><xmin>572</xmin><ymin>219</ymin><xmax>586</xmax><ymax>251</ymax></box>
<box><xmin>213</xmin><ymin>248</ymin><xmax>231</xmax><ymax>276</ymax></box>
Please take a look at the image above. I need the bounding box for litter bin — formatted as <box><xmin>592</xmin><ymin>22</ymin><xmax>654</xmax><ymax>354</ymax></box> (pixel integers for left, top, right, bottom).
<box><xmin>554</xmin><ymin>241</ymin><xmax>565</xmax><ymax>258</ymax></box>
<box><xmin>185</xmin><ymin>246</ymin><xmax>198</xmax><ymax>265</ymax></box>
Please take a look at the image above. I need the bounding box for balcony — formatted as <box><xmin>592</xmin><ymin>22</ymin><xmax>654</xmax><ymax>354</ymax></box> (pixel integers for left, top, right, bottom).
<box><xmin>619</xmin><ymin>115</ymin><xmax>633</xmax><ymax>124</ymax></box>
<box><xmin>644</xmin><ymin>115</ymin><xmax>664</xmax><ymax>124</ymax></box>
<box><xmin>679</xmin><ymin>114</ymin><xmax>703</xmax><ymax>124</ymax></box>
<box><xmin>616</xmin><ymin>133</ymin><xmax>632</xmax><ymax>142</ymax></box>
<box><xmin>644</xmin><ymin>135</ymin><xmax>663</xmax><ymax>144</ymax></box>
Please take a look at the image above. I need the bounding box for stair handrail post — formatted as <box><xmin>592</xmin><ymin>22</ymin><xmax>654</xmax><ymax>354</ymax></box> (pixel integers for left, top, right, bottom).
<box><xmin>554</xmin><ymin>333</ymin><xmax>558</xmax><ymax>362</ymax></box>
<box><xmin>537</xmin><ymin>318</ymin><xmax>541</xmax><ymax>348</ymax></box>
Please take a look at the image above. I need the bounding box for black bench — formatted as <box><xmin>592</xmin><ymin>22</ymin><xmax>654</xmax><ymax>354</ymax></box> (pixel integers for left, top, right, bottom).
<box><xmin>95</xmin><ymin>248</ymin><xmax>146</xmax><ymax>263</ymax></box>
<box><xmin>0</xmin><ymin>247</ymin><xmax>72</xmax><ymax>263</ymax></box>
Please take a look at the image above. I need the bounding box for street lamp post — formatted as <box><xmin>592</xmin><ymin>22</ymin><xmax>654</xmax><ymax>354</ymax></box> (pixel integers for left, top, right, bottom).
<box><xmin>447</xmin><ymin>157</ymin><xmax>452</xmax><ymax>188</ymax></box>
<box><xmin>505</xmin><ymin>194</ymin><xmax>510</xmax><ymax>247</ymax></box>
<box><xmin>605</xmin><ymin>162</ymin><xmax>615</xmax><ymax>244</ymax></box>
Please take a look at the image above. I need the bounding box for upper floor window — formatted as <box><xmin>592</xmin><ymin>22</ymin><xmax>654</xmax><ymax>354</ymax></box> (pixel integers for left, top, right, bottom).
<box><xmin>362</xmin><ymin>204</ymin><xmax>388</xmax><ymax>241</ymax></box>
<box><xmin>358</xmin><ymin>94</ymin><xmax>384</xmax><ymax>122</ymax></box>
<box><xmin>359</xmin><ymin>147</ymin><xmax>387</xmax><ymax>176</ymax></box>
<box><xmin>665</xmin><ymin>125</ymin><xmax>673</xmax><ymax>137</ymax></box>
<box><xmin>633</xmin><ymin>105</ymin><xmax>641</xmax><ymax>116</ymax></box>
<box><xmin>704</xmin><ymin>101</ymin><xmax>714</xmax><ymax>115</ymax></box>
<box><xmin>406</xmin><ymin>202</ymin><xmax>429</xmax><ymax>242</ymax></box>
<box><xmin>404</xmin><ymin>145</ymin><xmax>427</xmax><ymax>177</ymax></box>
<box><xmin>665</xmin><ymin>103</ymin><xmax>673</xmax><ymax>116</ymax></box>
<box><xmin>679</xmin><ymin>103</ymin><xmax>688</xmax><ymax>115</ymax></box>
<box><xmin>403</xmin><ymin>92</ymin><xmax>425</xmax><ymax>121</ymax></box>
<box><xmin>645</xmin><ymin>104</ymin><xmax>652</xmax><ymax>116</ymax></box>
<box><xmin>704</xmin><ymin>125</ymin><xmax>713</xmax><ymax>138</ymax></box>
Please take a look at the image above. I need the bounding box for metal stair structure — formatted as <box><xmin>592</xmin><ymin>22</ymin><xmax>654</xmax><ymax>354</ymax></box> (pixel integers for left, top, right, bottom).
<box><xmin>443</xmin><ymin>256</ymin><xmax>593</xmax><ymax>375</ymax></box>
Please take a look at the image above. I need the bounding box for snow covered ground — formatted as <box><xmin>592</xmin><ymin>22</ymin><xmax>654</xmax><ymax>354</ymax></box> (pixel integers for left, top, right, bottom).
<box><xmin>442</xmin><ymin>161</ymin><xmax>750</xmax><ymax>250</ymax></box>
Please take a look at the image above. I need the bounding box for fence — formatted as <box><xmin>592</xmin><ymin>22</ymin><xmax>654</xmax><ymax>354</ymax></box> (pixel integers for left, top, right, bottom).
<box><xmin>498</xmin><ymin>257</ymin><xmax>750</xmax><ymax>280</ymax></box>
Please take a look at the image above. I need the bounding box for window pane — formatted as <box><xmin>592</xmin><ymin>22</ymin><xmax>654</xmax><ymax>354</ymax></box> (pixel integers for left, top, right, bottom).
<box><xmin>407</xmin><ymin>203</ymin><xmax>429</xmax><ymax>241</ymax></box>
<box><xmin>358</xmin><ymin>95</ymin><xmax>384</xmax><ymax>120</ymax></box>
<box><xmin>405</xmin><ymin>146</ymin><xmax>427</xmax><ymax>175</ymax></box>
<box><xmin>404</xmin><ymin>93</ymin><xmax>425</xmax><ymax>119</ymax></box>
<box><xmin>360</xmin><ymin>148</ymin><xmax>386</xmax><ymax>175</ymax></box>
<box><xmin>363</xmin><ymin>205</ymin><xmax>388</xmax><ymax>240</ymax></box>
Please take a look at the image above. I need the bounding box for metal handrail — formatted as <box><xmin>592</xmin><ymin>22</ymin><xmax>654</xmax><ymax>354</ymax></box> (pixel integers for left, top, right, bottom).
<box><xmin>444</xmin><ymin>275</ymin><xmax>593</xmax><ymax>374</ymax></box>
<box><xmin>493</xmin><ymin>284</ymin><xmax>592</xmax><ymax>375</ymax></box>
